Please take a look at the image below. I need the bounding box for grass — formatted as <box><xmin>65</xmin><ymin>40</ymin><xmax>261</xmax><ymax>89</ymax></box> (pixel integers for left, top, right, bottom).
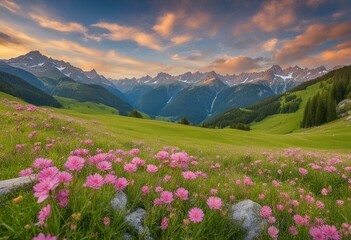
<box><xmin>0</xmin><ymin>91</ymin><xmax>351</xmax><ymax>239</ymax></box>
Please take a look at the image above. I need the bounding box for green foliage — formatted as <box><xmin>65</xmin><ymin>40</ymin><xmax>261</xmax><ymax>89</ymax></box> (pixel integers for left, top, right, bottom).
<box><xmin>0</xmin><ymin>71</ymin><xmax>62</xmax><ymax>107</ymax></box>
<box><xmin>128</xmin><ymin>109</ymin><xmax>143</xmax><ymax>118</ymax></box>
<box><xmin>230</xmin><ymin>123</ymin><xmax>250</xmax><ymax>131</ymax></box>
<box><xmin>302</xmin><ymin>67</ymin><xmax>351</xmax><ymax>128</ymax></box>
<box><xmin>179</xmin><ymin>117</ymin><xmax>190</xmax><ymax>125</ymax></box>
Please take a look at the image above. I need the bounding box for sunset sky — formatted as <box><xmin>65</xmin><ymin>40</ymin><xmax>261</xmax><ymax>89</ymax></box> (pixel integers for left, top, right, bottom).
<box><xmin>0</xmin><ymin>0</ymin><xmax>350</xmax><ymax>78</ymax></box>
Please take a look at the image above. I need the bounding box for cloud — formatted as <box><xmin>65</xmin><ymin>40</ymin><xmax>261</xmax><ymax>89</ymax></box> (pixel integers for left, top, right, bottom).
<box><xmin>153</xmin><ymin>13</ymin><xmax>176</xmax><ymax>37</ymax></box>
<box><xmin>206</xmin><ymin>55</ymin><xmax>264</xmax><ymax>74</ymax></box>
<box><xmin>29</xmin><ymin>13</ymin><xmax>101</xmax><ymax>41</ymax></box>
<box><xmin>262</xmin><ymin>38</ymin><xmax>278</xmax><ymax>52</ymax></box>
<box><xmin>171</xmin><ymin>50</ymin><xmax>204</xmax><ymax>62</ymax></box>
<box><xmin>0</xmin><ymin>0</ymin><xmax>20</xmax><ymax>13</ymax></box>
<box><xmin>251</xmin><ymin>0</ymin><xmax>296</xmax><ymax>32</ymax></box>
<box><xmin>305</xmin><ymin>0</ymin><xmax>325</xmax><ymax>7</ymax></box>
<box><xmin>170</xmin><ymin>34</ymin><xmax>192</xmax><ymax>45</ymax></box>
<box><xmin>274</xmin><ymin>22</ymin><xmax>351</xmax><ymax>63</ymax></box>
<box><xmin>30</xmin><ymin>14</ymin><xmax>87</xmax><ymax>33</ymax></box>
<box><xmin>92</xmin><ymin>22</ymin><xmax>162</xmax><ymax>50</ymax></box>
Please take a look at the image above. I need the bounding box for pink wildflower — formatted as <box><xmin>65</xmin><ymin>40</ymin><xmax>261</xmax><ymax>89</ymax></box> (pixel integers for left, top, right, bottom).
<box><xmin>97</xmin><ymin>161</ymin><xmax>112</xmax><ymax>171</ymax></box>
<box><xmin>188</xmin><ymin>208</ymin><xmax>204</xmax><ymax>223</ymax></box>
<box><xmin>147</xmin><ymin>164</ymin><xmax>159</xmax><ymax>174</ymax></box>
<box><xmin>104</xmin><ymin>174</ymin><xmax>117</xmax><ymax>185</ymax></box>
<box><xmin>141</xmin><ymin>185</ymin><xmax>150</xmax><ymax>195</ymax></box>
<box><xmin>160</xmin><ymin>191</ymin><xmax>174</xmax><ymax>204</ymax></box>
<box><xmin>182</xmin><ymin>171</ymin><xmax>197</xmax><ymax>180</ymax></box>
<box><xmin>260</xmin><ymin>206</ymin><xmax>272</xmax><ymax>218</ymax></box>
<box><xmin>57</xmin><ymin>171</ymin><xmax>73</xmax><ymax>183</ymax></box>
<box><xmin>33</xmin><ymin>158</ymin><xmax>53</xmax><ymax>169</ymax></box>
<box><xmin>299</xmin><ymin>168</ymin><xmax>308</xmax><ymax>175</ymax></box>
<box><xmin>175</xmin><ymin>188</ymin><xmax>189</xmax><ymax>200</ymax></box>
<box><xmin>206</xmin><ymin>196</ymin><xmax>223</xmax><ymax>210</ymax></box>
<box><xmin>64</xmin><ymin>156</ymin><xmax>85</xmax><ymax>171</ymax></box>
<box><xmin>38</xmin><ymin>167</ymin><xmax>59</xmax><ymax>181</ymax></box>
<box><xmin>268</xmin><ymin>226</ymin><xmax>279</xmax><ymax>239</ymax></box>
<box><xmin>37</xmin><ymin>204</ymin><xmax>51</xmax><ymax>226</ymax></box>
<box><xmin>115</xmin><ymin>177</ymin><xmax>129</xmax><ymax>190</ymax></box>
<box><xmin>84</xmin><ymin>174</ymin><xmax>104</xmax><ymax>189</ymax></box>
<box><xmin>124</xmin><ymin>163</ymin><xmax>138</xmax><ymax>173</ymax></box>
<box><xmin>161</xmin><ymin>217</ymin><xmax>169</xmax><ymax>231</ymax></box>
<box><xmin>32</xmin><ymin>233</ymin><xmax>57</xmax><ymax>240</ymax></box>
<box><xmin>19</xmin><ymin>168</ymin><xmax>33</xmax><ymax>177</ymax></box>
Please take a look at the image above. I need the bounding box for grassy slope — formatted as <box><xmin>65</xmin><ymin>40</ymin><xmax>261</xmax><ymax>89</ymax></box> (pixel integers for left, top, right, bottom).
<box><xmin>53</xmin><ymin>97</ymin><xmax>351</xmax><ymax>153</ymax></box>
<box><xmin>56</xmin><ymin>97</ymin><xmax>119</xmax><ymax>115</ymax></box>
<box><xmin>251</xmin><ymin>82</ymin><xmax>321</xmax><ymax>134</ymax></box>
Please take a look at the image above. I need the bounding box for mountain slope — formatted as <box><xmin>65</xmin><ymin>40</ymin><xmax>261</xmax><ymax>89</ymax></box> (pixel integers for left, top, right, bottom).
<box><xmin>206</xmin><ymin>66</ymin><xmax>351</xmax><ymax>132</ymax></box>
<box><xmin>50</xmin><ymin>77</ymin><xmax>133</xmax><ymax>115</ymax></box>
<box><xmin>0</xmin><ymin>71</ymin><xmax>62</xmax><ymax>107</ymax></box>
<box><xmin>0</xmin><ymin>61</ymin><xmax>47</xmax><ymax>92</ymax></box>
<box><xmin>212</xmin><ymin>83</ymin><xmax>275</xmax><ymax>115</ymax></box>
<box><xmin>5</xmin><ymin>51</ymin><xmax>129</xmax><ymax>103</ymax></box>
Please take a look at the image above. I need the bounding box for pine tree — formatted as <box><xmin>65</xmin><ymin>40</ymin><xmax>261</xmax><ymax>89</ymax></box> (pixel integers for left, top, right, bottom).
<box><xmin>326</xmin><ymin>91</ymin><xmax>337</xmax><ymax>122</ymax></box>
<box><xmin>179</xmin><ymin>117</ymin><xmax>190</xmax><ymax>125</ymax></box>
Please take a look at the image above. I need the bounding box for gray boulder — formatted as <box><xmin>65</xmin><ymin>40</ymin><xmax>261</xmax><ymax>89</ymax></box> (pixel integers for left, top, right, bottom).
<box><xmin>111</xmin><ymin>191</ymin><xmax>127</xmax><ymax>211</ymax></box>
<box><xmin>125</xmin><ymin>208</ymin><xmax>153</xmax><ymax>240</ymax></box>
<box><xmin>230</xmin><ymin>200</ymin><xmax>268</xmax><ymax>240</ymax></box>
<box><xmin>337</xmin><ymin>99</ymin><xmax>351</xmax><ymax>117</ymax></box>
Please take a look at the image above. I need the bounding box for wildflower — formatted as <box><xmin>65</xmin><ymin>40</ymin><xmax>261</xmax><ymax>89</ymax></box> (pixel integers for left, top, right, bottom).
<box><xmin>57</xmin><ymin>171</ymin><xmax>73</xmax><ymax>183</ymax></box>
<box><xmin>147</xmin><ymin>164</ymin><xmax>159</xmax><ymax>174</ymax></box>
<box><xmin>244</xmin><ymin>176</ymin><xmax>252</xmax><ymax>185</ymax></box>
<box><xmin>129</xmin><ymin>148</ymin><xmax>140</xmax><ymax>155</ymax></box>
<box><xmin>97</xmin><ymin>161</ymin><xmax>112</xmax><ymax>171</ymax></box>
<box><xmin>104</xmin><ymin>174</ymin><xmax>117</xmax><ymax>185</ymax></box>
<box><xmin>175</xmin><ymin>188</ymin><xmax>189</xmax><ymax>200</ymax></box>
<box><xmin>55</xmin><ymin>190</ymin><xmax>69</xmax><ymax>208</ymax></box>
<box><xmin>210</xmin><ymin>188</ymin><xmax>218</xmax><ymax>195</ymax></box>
<box><xmin>142</xmin><ymin>185</ymin><xmax>150</xmax><ymax>195</ymax></box>
<box><xmin>115</xmin><ymin>177</ymin><xmax>129</xmax><ymax>190</ymax></box>
<box><xmin>38</xmin><ymin>167</ymin><xmax>59</xmax><ymax>181</ymax></box>
<box><xmin>32</xmin><ymin>233</ymin><xmax>57</xmax><ymax>240</ymax></box>
<box><xmin>163</xmin><ymin>175</ymin><xmax>171</xmax><ymax>182</ymax></box>
<box><xmin>160</xmin><ymin>191</ymin><xmax>174</xmax><ymax>204</ymax></box>
<box><xmin>299</xmin><ymin>168</ymin><xmax>308</xmax><ymax>175</ymax></box>
<box><xmin>336</xmin><ymin>200</ymin><xmax>344</xmax><ymax>206</ymax></box>
<box><xmin>154</xmin><ymin>198</ymin><xmax>163</xmax><ymax>205</ymax></box>
<box><xmin>33</xmin><ymin>158</ymin><xmax>53</xmax><ymax>169</ymax></box>
<box><xmin>84</xmin><ymin>174</ymin><xmax>104</xmax><ymax>189</ymax></box>
<box><xmin>37</xmin><ymin>204</ymin><xmax>51</xmax><ymax>226</ymax></box>
<box><xmin>19</xmin><ymin>168</ymin><xmax>33</xmax><ymax>177</ymax></box>
<box><xmin>71</xmin><ymin>212</ymin><xmax>81</xmax><ymax>221</ymax></box>
<box><xmin>188</xmin><ymin>208</ymin><xmax>204</xmax><ymax>223</ymax></box>
<box><xmin>321</xmin><ymin>188</ymin><xmax>328</xmax><ymax>196</ymax></box>
<box><xmin>268</xmin><ymin>226</ymin><xmax>279</xmax><ymax>239</ymax></box>
<box><xmin>64</xmin><ymin>156</ymin><xmax>85</xmax><ymax>171</ymax></box>
<box><xmin>155</xmin><ymin>151</ymin><xmax>169</xmax><ymax>160</ymax></box>
<box><xmin>289</xmin><ymin>226</ymin><xmax>298</xmax><ymax>235</ymax></box>
<box><xmin>103</xmin><ymin>217</ymin><xmax>110</xmax><ymax>226</ymax></box>
<box><xmin>155</xmin><ymin>186</ymin><xmax>163</xmax><ymax>192</ymax></box>
<box><xmin>207</xmin><ymin>197</ymin><xmax>223</xmax><ymax>210</ymax></box>
<box><xmin>33</xmin><ymin>178</ymin><xmax>60</xmax><ymax>203</ymax></box>
<box><xmin>161</xmin><ymin>217</ymin><xmax>169</xmax><ymax>231</ymax></box>
<box><xmin>124</xmin><ymin>163</ymin><xmax>138</xmax><ymax>173</ymax></box>
<box><xmin>260</xmin><ymin>206</ymin><xmax>272</xmax><ymax>218</ymax></box>
<box><xmin>182</xmin><ymin>171</ymin><xmax>197</xmax><ymax>180</ymax></box>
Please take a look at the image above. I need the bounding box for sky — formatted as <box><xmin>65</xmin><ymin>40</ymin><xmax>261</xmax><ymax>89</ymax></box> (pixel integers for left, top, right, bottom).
<box><xmin>0</xmin><ymin>0</ymin><xmax>351</xmax><ymax>79</ymax></box>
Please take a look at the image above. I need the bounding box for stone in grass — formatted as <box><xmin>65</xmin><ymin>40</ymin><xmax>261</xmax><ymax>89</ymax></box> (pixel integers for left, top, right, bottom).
<box><xmin>111</xmin><ymin>191</ymin><xmax>127</xmax><ymax>211</ymax></box>
<box><xmin>230</xmin><ymin>199</ymin><xmax>268</xmax><ymax>240</ymax></box>
<box><xmin>125</xmin><ymin>208</ymin><xmax>153</xmax><ymax>240</ymax></box>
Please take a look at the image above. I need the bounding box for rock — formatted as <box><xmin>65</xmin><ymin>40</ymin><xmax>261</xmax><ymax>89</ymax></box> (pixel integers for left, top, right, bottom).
<box><xmin>230</xmin><ymin>200</ymin><xmax>268</xmax><ymax>240</ymax></box>
<box><xmin>0</xmin><ymin>175</ymin><xmax>36</xmax><ymax>196</ymax></box>
<box><xmin>123</xmin><ymin>233</ymin><xmax>132</xmax><ymax>240</ymax></box>
<box><xmin>347</xmin><ymin>115</ymin><xmax>351</xmax><ymax>121</ymax></box>
<box><xmin>337</xmin><ymin>99</ymin><xmax>351</xmax><ymax>117</ymax></box>
<box><xmin>125</xmin><ymin>208</ymin><xmax>153</xmax><ymax>240</ymax></box>
<box><xmin>111</xmin><ymin>191</ymin><xmax>127</xmax><ymax>211</ymax></box>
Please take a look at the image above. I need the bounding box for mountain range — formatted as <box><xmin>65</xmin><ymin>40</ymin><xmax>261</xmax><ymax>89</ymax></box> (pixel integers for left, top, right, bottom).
<box><xmin>1</xmin><ymin>51</ymin><xmax>334</xmax><ymax>123</ymax></box>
